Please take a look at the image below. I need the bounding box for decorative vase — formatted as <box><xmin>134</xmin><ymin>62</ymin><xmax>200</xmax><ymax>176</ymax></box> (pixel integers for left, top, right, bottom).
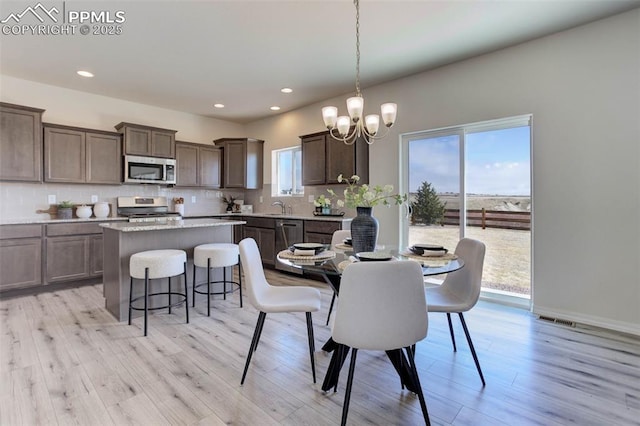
<box><xmin>93</xmin><ymin>202</ymin><xmax>110</xmax><ymax>218</ymax></box>
<box><xmin>350</xmin><ymin>206</ymin><xmax>378</xmax><ymax>254</ymax></box>
<box><xmin>175</xmin><ymin>204</ymin><xmax>185</xmax><ymax>216</ymax></box>
<box><xmin>76</xmin><ymin>205</ymin><xmax>92</xmax><ymax>218</ymax></box>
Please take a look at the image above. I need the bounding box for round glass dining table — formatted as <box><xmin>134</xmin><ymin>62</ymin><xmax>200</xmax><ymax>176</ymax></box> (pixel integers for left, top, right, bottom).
<box><xmin>277</xmin><ymin>245</ymin><xmax>464</xmax><ymax>393</ymax></box>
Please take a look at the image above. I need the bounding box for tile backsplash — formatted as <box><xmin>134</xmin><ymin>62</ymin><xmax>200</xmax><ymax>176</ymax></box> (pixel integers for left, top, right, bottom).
<box><xmin>0</xmin><ymin>182</ymin><xmax>354</xmax><ymax>222</ymax></box>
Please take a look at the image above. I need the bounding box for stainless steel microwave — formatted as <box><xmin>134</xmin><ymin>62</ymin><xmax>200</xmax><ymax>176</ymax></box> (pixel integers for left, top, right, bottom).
<box><xmin>123</xmin><ymin>155</ymin><xmax>176</xmax><ymax>185</ymax></box>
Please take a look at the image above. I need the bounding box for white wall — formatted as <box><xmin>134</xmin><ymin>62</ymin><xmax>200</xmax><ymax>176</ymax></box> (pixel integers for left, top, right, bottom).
<box><xmin>247</xmin><ymin>10</ymin><xmax>640</xmax><ymax>335</ymax></box>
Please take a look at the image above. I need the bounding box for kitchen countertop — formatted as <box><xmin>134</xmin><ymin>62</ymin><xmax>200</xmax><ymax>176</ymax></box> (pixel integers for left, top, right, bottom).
<box><xmin>0</xmin><ymin>212</ymin><xmax>352</xmax><ymax>226</ymax></box>
<box><xmin>100</xmin><ymin>218</ymin><xmax>246</xmax><ymax>232</ymax></box>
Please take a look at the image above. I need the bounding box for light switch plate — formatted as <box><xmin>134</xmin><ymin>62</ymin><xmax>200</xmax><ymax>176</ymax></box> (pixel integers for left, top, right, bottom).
<box><xmin>91</xmin><ymin>195</ymin><xmax>98</xmax><ymax>203</ymax></box>
<box><xmin>48</xmin><ymin>195</ymin><xmax>56</xmax><ymax>204</ymax></box>
<box><xmin>259</xmin><ymin>196</ymin><xmax>263</xmax><ymax>203</ymax></box>
<box><xmin>191</xmin><ymin>196</ymin><xmax>196</xmax><ymax>203</ymax></box>
<box><xmin>308</xmin><ymin>195</ymin><xmax>314</xmax><ymax>203</ymax></box>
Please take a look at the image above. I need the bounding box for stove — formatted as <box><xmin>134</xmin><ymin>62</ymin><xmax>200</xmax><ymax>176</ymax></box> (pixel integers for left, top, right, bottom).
<box><xmin>117</xmin><ymin>196</ymin><xmax>182</xmax><ymax>223</ymax></box>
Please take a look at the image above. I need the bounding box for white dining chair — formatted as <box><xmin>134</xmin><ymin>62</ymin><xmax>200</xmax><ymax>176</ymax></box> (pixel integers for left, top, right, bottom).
<box><xmin>238</xmin><ymin>238</ymin><xmax>322</xmax><ymax>385</ymax></box>
<box><xmin>325</xmin><ymin>230</ymin><xmax>351</xmax><ymax>325</ymax></box>
<box><xmin>332</xmin><ymin>260</ymin><xmax>430</xmax><ymax>426</ymax></box>
<box><xmin>425</xmin><ymin>238</ymin><xmax>486</xmax><ymax>386</ymax></box>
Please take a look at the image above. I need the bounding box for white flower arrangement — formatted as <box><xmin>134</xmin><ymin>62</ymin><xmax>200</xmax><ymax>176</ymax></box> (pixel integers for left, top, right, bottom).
<box><xmin>327</xmin><ymin>174</ymin><xmax>407</xmax><ymax>209</ymax></box>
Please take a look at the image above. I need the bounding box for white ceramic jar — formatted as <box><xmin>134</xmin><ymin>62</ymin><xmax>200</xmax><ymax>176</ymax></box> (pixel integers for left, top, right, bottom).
<box><xmin>76</xmin><ymin>205</ymin><xmax>92</xmax><ymax>218</ymax></box>
<box><xmin>93</xmin><ymin>202</ymin><xmax>110</xmax><ymax>218</ymax></box>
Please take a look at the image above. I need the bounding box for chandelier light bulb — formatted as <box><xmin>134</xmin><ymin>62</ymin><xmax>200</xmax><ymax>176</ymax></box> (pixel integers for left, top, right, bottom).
<box><xmin>364</xmin><ymin>114</ymin><xmax>380</xmax><ymax>135</ymax></box>
<box><xmin>322</xmin><ymin>106</ymin><xmax>338</xmax><ymax>129</ymax></box>
<box><xmin>336</xmin><ymin>116</ymin><xmax>351</xmax><ymax>136</ymax></box>
<box><xmin>381</xmin><ymin>103</ymin><xmax>397</xmax><ymax>127</ymax></box>
<box><xmin>346</xmin><ymin>96</ymin><xmax>364</xmax><ymax>123</ymax></box>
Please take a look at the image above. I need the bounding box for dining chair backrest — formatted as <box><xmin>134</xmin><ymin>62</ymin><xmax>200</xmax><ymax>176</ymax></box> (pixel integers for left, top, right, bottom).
<box><xmin>332</xmin><ymin>261</ymin><xmax>427</xmax><ymax>351</ymax></box>
<box><xmin>441</xmin><ymin>238</ymin><xmax>486</xmax><ymax>312</ymax></box>
<box><xmin>239</xmin><ymin>238</ymin><xmax>270</xmax><ymax>308</ymax></box>
<box><xmin>331</xmin><ymin>230</ymin><xmax>351</xmax><ymax>248</ymax></box>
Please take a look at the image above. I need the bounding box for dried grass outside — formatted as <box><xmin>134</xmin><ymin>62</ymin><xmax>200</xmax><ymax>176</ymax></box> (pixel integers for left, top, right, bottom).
<box><xmin>409</xmin><ymin>225</ymin><xmax>531</xmax><ymax>296</ymax></box>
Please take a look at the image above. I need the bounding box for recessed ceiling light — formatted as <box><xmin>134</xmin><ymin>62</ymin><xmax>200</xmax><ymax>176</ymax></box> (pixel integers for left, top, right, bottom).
<box><xmin>281</xmin><ymin>88</ymin><xmax>293</xmax><ymax>94</ymax></box>
<box><xmin>270</xmin><ymin>106</ymin><xmax>281</xmax><ymax>111</ymax></box>
<box><xmin>214</xmin><ymin>104</ymin><xmax>225</xmax><ymax>108</ymax></box>
<box><xmin>77</xmin><ymin>70</ymin><xmax>94</xmax><ymax>78</ymax></box>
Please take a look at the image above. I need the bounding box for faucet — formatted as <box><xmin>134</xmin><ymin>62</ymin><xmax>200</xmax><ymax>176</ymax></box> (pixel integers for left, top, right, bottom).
<box><xmin>272</xmin><ymin>200</ymin><xmax>285</xmax><ymax>214</ymax></box>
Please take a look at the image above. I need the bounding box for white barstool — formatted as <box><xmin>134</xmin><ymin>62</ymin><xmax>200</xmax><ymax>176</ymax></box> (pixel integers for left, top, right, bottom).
<box><xmin>128</xmin><ymin>249</ymin><xmax>189</xmax><ymax>336</ymax></box>
<box><xmin>192</xmin><ymin>243</ymin><xmax>243</xmax><ymax>316</ymax></box>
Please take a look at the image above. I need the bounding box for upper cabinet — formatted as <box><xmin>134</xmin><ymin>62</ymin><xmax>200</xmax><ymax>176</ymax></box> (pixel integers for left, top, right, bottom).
<box><xmin>175</xmin><ymin>141</ymin><xmax>221</xmax><ymax>188</ymax></box>
<box><xmin>214</xmin><ymin>138</ymin><xmax>264</xmax><ymax>189</ymax></box>
<box><xmin>0</xmin><ymin>102</ymin><xmax>44</xmax><ymax>182</ymax></box>
<box><xmin>300</xmin><ymin>130</ymin><xmax>369</xmax><ymax>186</ymax></box>
<box><xmin>115</xmin><ymin>122</ymin><xmax>177</xmax><ymax>158</ymax></box>
<box><xmin>43</xmin><ymin>124</ymin><xmax>122</xmax><ymax>184</ymax></box>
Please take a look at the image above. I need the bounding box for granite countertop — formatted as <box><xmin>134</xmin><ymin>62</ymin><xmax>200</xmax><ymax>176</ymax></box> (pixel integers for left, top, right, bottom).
<box><xmin>194</xmin><ymin>213</ymin><xmax>353</xmax><ymax>222</ymax></box>
<box><xmin>100</xmin><ymin>218</ymin><xmax>246</xmax><ymax>232</ymax></box>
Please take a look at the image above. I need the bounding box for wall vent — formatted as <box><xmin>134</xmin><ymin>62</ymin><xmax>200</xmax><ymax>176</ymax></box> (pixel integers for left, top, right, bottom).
<box><xmin>538</xmin><ymin>315</ymin><xmax>576</xmax><ymax>327</ymax></box>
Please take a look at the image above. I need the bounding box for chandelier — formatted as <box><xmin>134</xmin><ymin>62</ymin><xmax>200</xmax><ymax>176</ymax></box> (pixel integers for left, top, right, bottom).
<box><xmin>321</xmin><ymin>0</ymin><xmax>397</xmax><ymax>145</ymax></box>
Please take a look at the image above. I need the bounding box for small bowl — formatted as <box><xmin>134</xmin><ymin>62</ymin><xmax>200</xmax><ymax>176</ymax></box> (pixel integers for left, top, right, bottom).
<box><xmin>343</xmin><ymin>237</ymin><xmax>352</xmax><ymax>246</ymax></box>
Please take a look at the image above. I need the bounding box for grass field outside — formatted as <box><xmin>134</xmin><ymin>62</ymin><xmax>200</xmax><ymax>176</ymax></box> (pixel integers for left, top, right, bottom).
<box><xmin>409</xmin><ymin>224</ymin><xmax>531</xmax><ymax>296</ymax></box>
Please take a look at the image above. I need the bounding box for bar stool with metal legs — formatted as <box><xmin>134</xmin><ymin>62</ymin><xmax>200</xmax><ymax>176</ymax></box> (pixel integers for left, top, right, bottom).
<box><xmin>128</xmin><ymin>249</ymin><xmax>189</xmax><ymax>336</ymax></box>
<box><xmin>192</xmin><ymin>243</ymin><xmax>243</xmax><ymax>316</ymax></box>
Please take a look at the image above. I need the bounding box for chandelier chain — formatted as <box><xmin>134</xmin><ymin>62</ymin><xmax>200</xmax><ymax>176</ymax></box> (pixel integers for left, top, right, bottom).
<box><xmin>355</xmin><ymin>0</ymin><xmax>361</xmax><ymax>97</ymax></box>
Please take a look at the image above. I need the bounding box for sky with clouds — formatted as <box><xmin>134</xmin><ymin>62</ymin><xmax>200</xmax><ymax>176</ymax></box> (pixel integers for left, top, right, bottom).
<box><xmin>409</xmin><ymin>126</ymin><xmax>530</xmax><ymax>196</ymax></box>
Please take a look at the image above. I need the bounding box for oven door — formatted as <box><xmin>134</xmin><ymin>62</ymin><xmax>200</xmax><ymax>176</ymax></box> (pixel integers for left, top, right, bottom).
<box><xmin>124</xmin><ymin>155</ymin><xmax>167</xmax><ymax>184</ymax></box>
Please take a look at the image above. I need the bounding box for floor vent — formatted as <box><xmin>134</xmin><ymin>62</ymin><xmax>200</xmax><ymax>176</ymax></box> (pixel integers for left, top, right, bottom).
<box><xmin>538</xmin><ymin>315</ymin><xmax>576</xmax><ymax>327</ymax></box>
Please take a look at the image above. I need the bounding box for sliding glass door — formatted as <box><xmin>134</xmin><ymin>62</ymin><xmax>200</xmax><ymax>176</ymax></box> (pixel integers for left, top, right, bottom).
<box><xmin>400</xmin><ymin>116</ymin><xmax>532</xmax><ymax>300</ymax></box>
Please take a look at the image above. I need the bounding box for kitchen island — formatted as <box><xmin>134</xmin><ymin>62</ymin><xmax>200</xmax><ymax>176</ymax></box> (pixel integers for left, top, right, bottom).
<box><xmin>100</xmin><ymin>218</ymin><xmax>245</xmax><ymax>321</ymax></box>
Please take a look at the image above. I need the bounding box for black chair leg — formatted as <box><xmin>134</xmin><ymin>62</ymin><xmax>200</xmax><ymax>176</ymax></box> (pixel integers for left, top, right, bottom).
<box><xmin>143</xmin><ymin>268</ymin><xmax>149</xmax><ymax>337</ymax></box>
<box><xmin>241</xmin><ymin>311</ymin><xmax>267</xmax><ymax>385</ymax></box>
<box><xmin>341</xmin><ymin>348</ymin><xmax>358</xmax><ymax>426</ymax></box>
<box><xmin>237</xmin><ymin>256</ymin><xmax>243</xmax><ymax>307</ymax></box>
<box><xmin>405</xmin><ymin>346</ymin><xmax>431</xmax><ymax>425</ymax></box>
<box><xmin>192</xmin><ymin>263</ymin><xmax>197</xmax><ymax>307</ymax></box>
<box><xmin>168</xmin><ymin>276</ymin><xmax>172</xmax><ymax>314</ymax></box>
<box><xmin>458</xmin><ymin>312</ymin><xmax>485</xmax><ymax>386</ymax></box>
<box><xmin>306</xmin><ymin>312</ymin><xmax>317</xmax><ymax>383</ymax></box>
<box><xmin>223</xmin><ymin>266</ymin><xmax>227</xmax><ymax>300</ymax></box>
<box><xmin>207</xmin><ymin>258</ymin><xmax>211</xmax><ymax>317</ymax></box>
<box><xmin>254</xmin><ymin>310</ymin><xmax>266</xmax><ymax>351</ymax></box>
<box><xmin>128</xmin><ymin>277</ymin><xmax>133</xmax><ymax>325</ymax></box>
<box><xmin>326</xmin><ymin>292</ymin><xmax>336</xmax><ymax>326</ymax></box>
<box><xmin>447</xmin><ymin>313</ymin><xmax>457</xmax><ymax>352</ymax></box>
<box><xmin>183</xmin><ymin>262</ymin><xmax>189</xmax><ymax>324</ymax></box>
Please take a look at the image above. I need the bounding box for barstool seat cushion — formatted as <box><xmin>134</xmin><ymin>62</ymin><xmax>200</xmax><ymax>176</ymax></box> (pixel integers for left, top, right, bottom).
<box><xmin>194</xmin><ymin>243</ymin><xmax>239</xmax><ymax>268</ymax></box>
<box><xmin>130</xmin><ymin>249</ymin><xmax>186</xmax><ymax>279</ymax></box>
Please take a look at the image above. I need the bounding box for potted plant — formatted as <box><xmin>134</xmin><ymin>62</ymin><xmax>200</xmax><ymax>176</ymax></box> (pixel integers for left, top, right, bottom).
<box><xmin>57</xmin><ymin>200</ymin><xmax>74</xmax><ymax>219</ymax></box>
<box><xmin>222</xmin><ymin>195</ymin><xmax>236</xmax><ymax>212</ymax></box>
<box><xmin>314</xmin><ymin>195</ymin><xmax>332</xmax><ymax>214</ymax></box>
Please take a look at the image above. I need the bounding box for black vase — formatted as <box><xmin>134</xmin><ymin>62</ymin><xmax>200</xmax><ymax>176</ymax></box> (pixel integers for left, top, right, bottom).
<box><xmin>350</xmin><ymin>206</ymin><xmax>378</xmax><ymax>254</ymax></box>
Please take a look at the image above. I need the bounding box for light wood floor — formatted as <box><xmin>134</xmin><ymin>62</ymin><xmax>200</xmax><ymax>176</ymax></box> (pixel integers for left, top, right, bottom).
<box><xmin>1</xmin><ymin>270</ymin><xmax>639</xmax><ymax>426</ymax></box>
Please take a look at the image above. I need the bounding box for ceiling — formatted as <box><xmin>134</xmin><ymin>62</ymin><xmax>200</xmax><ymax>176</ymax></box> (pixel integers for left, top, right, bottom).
<box><xmin>1</xmin><ymin>0</ymin><xmax>638</xmax><ymax>123</ymax></box>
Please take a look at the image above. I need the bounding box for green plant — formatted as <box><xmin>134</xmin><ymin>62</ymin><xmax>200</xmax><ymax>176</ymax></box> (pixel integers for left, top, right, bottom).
<box><xmin>58</xmin><ymin>200</ymin><xmax>74</xmax><ymax>208</ymax></box>
<box><xmin>327</xmin><ymin>174</ymin><xmax>407</xmax><ymax>209</ymax></box>
<box><xmin>313</xmin><ymin>194</ymin><xmax>331</xmax><ymax>208</ymax></box>
<box><xmin>411</xmin><ymin>181</ymin><xmax>446</xmax><ymax>225</ymax></box>
<box><xmin>222</xmin><ymin>195</ymin><xmax>236</xmax><ymax>208</ymax></box>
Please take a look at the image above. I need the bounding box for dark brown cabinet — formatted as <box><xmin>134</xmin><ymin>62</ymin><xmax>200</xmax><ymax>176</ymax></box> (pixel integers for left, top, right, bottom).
<box><xmin>243</xmin><ymin>217</ymin><xmax>276</xmax><ymax>266</ymax></box>
<box><xmin>0</xmin><ymin>102</ymin><xmax>44</xmax><ymax>182</ymax></box>
<box><xmin>45</xmin><ymin>222</ymin><xmax>105</xmax><ymax>284</ymax></box>
<box><xmin>116</xmin><ymin>122</ymin><xmax>177</xmax><ymax>158</ymax></box>
<box><xmin>0</xmin><ymin>224</ymin><xmax>43</xmax><ymax>292</ymax></box>
<box><xmin>304</xmin><ymin>220</ymin><xmax>342</xmax><ymax>245</ymax></box>
<box><xmin>214</xmin><ymin>138</ymin><xmax>264</xmax><ymax>189</ymax></box>
<box><xmin>300</xmin><ymin>130</ymin><xmax>369</xmax><ymax>185</ymax></box>
<box><xmin>44</xmin><ymin>124</ymin><xmax>121</xmax><ymax>184</ymax></box>
<box><xmin>175</xmin><ymin>141</ymin><xmax>221</xmax><ymax>188</ymax></box>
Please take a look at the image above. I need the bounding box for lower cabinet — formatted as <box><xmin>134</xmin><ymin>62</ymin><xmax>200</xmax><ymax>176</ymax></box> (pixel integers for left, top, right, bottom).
<box><xmin>45</xmin><ymin>222</ymin><xmax>105</xmax><ymax>284</ymax></box>
<box><xmin>304</xmin><ymin>220</ymin><xmax>342</xmax><ymax>245</ymax></box>
<box><xmin>0</xmin><ymin>224</ymin><xmax>43</xmax><ymax>291</ymax></box>
<box><xmin>243</xmin><ymin>217</ymin><xmax>276</xmax><ymax>267</ymax></box>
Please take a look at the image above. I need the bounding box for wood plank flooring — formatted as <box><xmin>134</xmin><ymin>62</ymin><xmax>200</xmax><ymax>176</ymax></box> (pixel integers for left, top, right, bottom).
<box><xmin>1</xmin><ymin>270</ymin><xmax>639</xmax><ymax>425</ymax></box>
